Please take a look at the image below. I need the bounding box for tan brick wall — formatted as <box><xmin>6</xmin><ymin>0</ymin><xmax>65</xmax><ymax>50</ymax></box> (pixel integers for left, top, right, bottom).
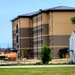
<box><xmin>49</xmin><ymin>11</ymin><xmax>75</xmax><ymax>35</ymax></box>
<box><xmin>12</xmin><ymin>20</ymin><xmax>18</xmax><ymax>30</ymax></box>
<box><xmin>19</xmin><ymin>18</ymin><xmax>29</xmax><ymax>28</ymax></box>
<box><xmin>33</xmin><ymin>16</ymin><xmax>37</xmax><ymax>27</ymax></box>
<box><xmin>42</xmin><ymin>13</ymin><xmax>49</xmax><ymax>24</ymax></box>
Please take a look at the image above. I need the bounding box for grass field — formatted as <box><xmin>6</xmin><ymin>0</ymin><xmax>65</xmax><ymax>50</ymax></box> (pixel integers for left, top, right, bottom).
<box><xmin>0</xmin><ymin>67</ymin><xmax>75</xmax><ymax>75</ymax></box>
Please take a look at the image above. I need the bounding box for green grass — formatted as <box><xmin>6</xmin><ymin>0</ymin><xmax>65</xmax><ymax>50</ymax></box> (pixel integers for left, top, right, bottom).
<box><xmin>0</xmin><ymin>67</ymin><xmax>75</xmax><ymax>75</ymax></box>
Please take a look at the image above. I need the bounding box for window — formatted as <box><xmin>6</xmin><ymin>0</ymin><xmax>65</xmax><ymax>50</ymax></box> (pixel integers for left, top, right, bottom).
<box><xmin>16</xmin><ymin>24</ymin><xmax>18</xmax><ymax>33</ymax></box>
<box><xmin>16</xmin><ymin>35</ymin><xmax>18</xmax><ymax>43</ymax></box>
<box><xmin>17</xmin><ymin>44</ymin><xmax>19</xmax><ymax>48</ymax></box>
<box><xmin>38</xmin><ymin>40</ymin><xmax>43</xmax><ymax>44</ymax></box>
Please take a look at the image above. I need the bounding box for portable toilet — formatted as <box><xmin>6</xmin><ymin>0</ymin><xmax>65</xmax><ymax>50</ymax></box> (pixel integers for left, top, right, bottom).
<box><xmin>69</xmin><ymin>31</ymin><xmax>75</xmax><ymax>63</ymax></box>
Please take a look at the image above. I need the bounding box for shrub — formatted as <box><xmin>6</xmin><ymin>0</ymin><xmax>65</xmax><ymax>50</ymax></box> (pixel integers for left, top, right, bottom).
<box><xmin>70</xmin><ymin>17</ymin><xmax>75</xmax><ymax>24</ymax></box>
<box><xmin>41</xmin><ymin>45</ymin><xmax>51</xmax><ymax>64</ymax></box>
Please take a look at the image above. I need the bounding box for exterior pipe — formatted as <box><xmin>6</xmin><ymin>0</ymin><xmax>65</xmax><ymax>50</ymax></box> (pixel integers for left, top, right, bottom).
<box><xmin>36</xmin><ymin>16</ymin><xmax>38</xmax><ymax>58</ymax></box>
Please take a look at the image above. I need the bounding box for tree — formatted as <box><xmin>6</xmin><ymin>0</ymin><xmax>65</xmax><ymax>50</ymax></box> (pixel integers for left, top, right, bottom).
<box><xmin>70</xmin><ymin>17</ymin><xmax>75</xmax><ymax>24</ymax></box>
<box><xmin>41</xmin><ymin>45</ymin><xmax>51</xmax><ymax>64</ymax></box>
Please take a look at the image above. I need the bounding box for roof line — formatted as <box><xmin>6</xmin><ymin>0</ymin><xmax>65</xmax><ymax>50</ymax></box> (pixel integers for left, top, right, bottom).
<box><xmin>11</xmin><ymin>6</ymin><xmax>75</xmax><ymax>22</ymax></box>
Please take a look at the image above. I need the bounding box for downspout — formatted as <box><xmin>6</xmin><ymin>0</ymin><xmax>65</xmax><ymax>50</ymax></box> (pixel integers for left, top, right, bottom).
<box><xmin>29</xmin><ymin>18</ymin><xmax>30</xmax><ymax>46</ymax></box>
<box><xmin>19</xmin><ymin>18</ymin><xmax>21</xmax><ymax>59</ymax></box>
<box><xmin>36</xmin><ymin>15</ymin><xmax>38</xmax><ymax>58</ymax></box>
<box><xmin>29</xmin><ymin>18</ymin><xmax>30</xmax><ymax>58</ymax></box>
<box><xmin>51</xmin><ymin>11</ymin><xmax>53</xmax><ymax>50</ymax></box>
<box><xmin>32</xmin><ymin>18</ymin><xmax>34</xmax><ymax>58</ymax></box>
<box><xmin>12</xmin><ymin>22</ymin><xmax>14</xmax><ymax>48</ymax></box>
<box><xmin>41</xmin><ymin>12</ymin><xmax>42</xmax><ymax>48</ymax></box>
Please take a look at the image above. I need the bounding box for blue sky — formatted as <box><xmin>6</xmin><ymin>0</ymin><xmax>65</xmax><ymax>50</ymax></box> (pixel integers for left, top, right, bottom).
<box><xmin>0</xmin><ymin>0</ymin><xmax>75</xmax><ymax>48</ymax></box>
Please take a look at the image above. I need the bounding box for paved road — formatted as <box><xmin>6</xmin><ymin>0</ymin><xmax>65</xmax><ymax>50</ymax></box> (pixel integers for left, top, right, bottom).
<box><xmin>0</xmin><ymin>65</ymin><xmax>75</xmax><ymax>68</ymax></box>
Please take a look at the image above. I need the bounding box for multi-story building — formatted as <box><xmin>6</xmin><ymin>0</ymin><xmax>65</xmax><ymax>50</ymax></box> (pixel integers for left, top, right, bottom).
<box><xmin>11</xmin><ymin>6</ymin><xmax>75</xmax><ymax>59</ymax></box>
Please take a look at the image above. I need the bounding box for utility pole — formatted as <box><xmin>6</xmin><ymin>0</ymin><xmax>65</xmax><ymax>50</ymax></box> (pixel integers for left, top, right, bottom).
<box><xmin>8</xmin><ymin>43</ymin><xmax>9</xmax><ymax>48</ymax></box>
